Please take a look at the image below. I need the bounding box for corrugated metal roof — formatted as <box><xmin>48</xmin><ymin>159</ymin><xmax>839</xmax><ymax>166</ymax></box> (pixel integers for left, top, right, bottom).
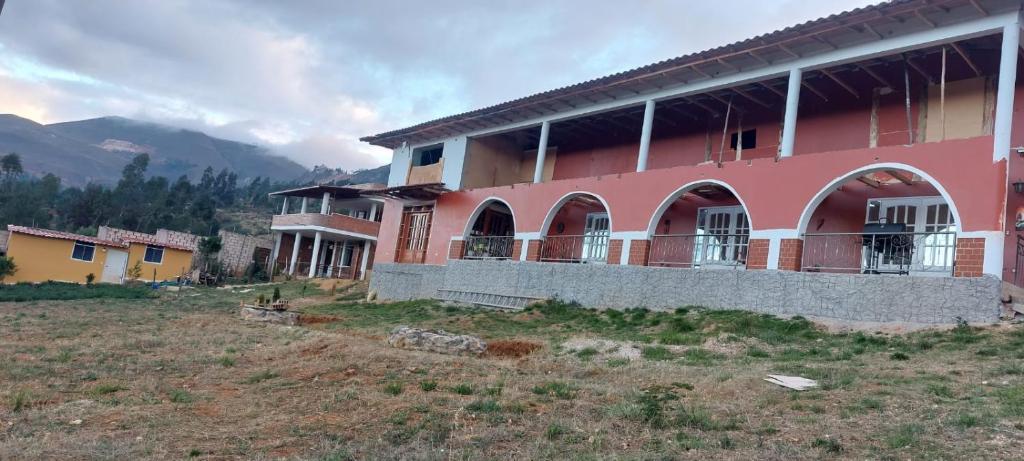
<box><xmin>8</xmin><ymin>225</ymin><xmax>128</xmax><ymax>248</ymax></box>
<box><xmin>360</xmin><ymin>0</ymin><xmax>924</xmax><ymax>147</ymax></box>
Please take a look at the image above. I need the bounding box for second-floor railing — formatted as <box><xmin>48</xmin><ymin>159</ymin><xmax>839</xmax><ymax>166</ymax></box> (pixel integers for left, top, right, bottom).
<box><xmin>801</xmin><ymin>231</ymin><xmax>956</xmax><ymax>276</ymax></box>
<box><xmin>649</xmin><ymin>233</ymin><xmax>748</xmax><ymax>268</ymax></box>
<box><xmin>541</xmin><ymin>235</ymin><xmax>609</xmax><ymax>263</ymax></box>
<box><xmin>464</xmin><ymin>235</ymin><xmax>515</xmax><ymax>260</ymax></box>
<box><xmin>271</xmin><ymin>212</ymin><xmax>381</xmax><ymax>237</ymax></box>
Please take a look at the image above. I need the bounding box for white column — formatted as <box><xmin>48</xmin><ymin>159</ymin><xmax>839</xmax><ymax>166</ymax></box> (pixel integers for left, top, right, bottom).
<box><xmin>994</xmin><ymin>23</ymin><xmax>1020</xmax><ymax>163</ymax></box>
<box><xmin>359</xmin><ymin>240</ymin><xmax>371</xmax><ymax>280</ymax></box>
<box><xmin>329</xmin><ymin>240</ymin><xmax>342</xmax><ymax>276</ymax></box>
<box><xmin>288</xmin><ymin>233</ymin><xmax>302</xmax><ymax>275</ymax></box>
<box><xmin>320</xmin><ymin>192</ymin><xmax>331</xmax><ymax>214</ymax></box>
<box><xmin>300</xmin><ymin>197</ymin><xmax>308</xmax><ymax>214</ymax></box>
<box><xmin>369</xmin><ymin>202</ymin><xmax>379</xmax><ymax>221</ymax></box>
<box><xmin>269</xmin><ymin>232</ymin><xmax>282</xmax><ymax>277</ymax></box>
<box><xmin>780</xmin><ymin>68</ymin><xmax>802</xmax><ymax>158</ymax></box>
<box><xmin>308</xmin><ymin>231</ymin><xmax>323</xmax><ymax>278</ymax></box>
<box><xmin>280</xmin><ymin>197</ymin><xmax>289</xmax><ymax>215</ymax></box>
<box><xmin>533</xmin><ymin>121</ymin><xmax>551</xmax><ymax>183</ymax></box>
<box><xmin>637</xmin><ymin>100</ymin><xmax>656</xmax><ymax>172</ymax></box>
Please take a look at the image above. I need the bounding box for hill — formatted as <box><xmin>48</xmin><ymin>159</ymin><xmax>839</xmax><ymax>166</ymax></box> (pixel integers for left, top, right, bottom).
<box><xmin>0</xmin><ymin>114</ymin><xmax>309</xmax><ymax>186</ymax></box>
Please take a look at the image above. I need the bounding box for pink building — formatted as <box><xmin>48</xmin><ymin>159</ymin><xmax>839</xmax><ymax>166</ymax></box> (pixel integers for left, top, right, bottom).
<box><xmin>359</xmin><ymin>1</ymin><xmax>1024</xmax><ymax>320</ymax></box>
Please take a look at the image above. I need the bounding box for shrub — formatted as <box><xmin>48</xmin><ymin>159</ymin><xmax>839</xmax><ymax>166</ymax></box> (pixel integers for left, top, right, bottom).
<box><xmin>85</xmin><ymin>273</ymin><xmax>95</xmax><ymax>285</ymax></box>
<box><xmin>383</xmin><ymin>382</ymin><xmax>403</xmax><ymax>396</ymax></box>
<box><xmin>451</xmin><ymin>383</ymin><xmax>474</xmax><ymax>395</ymax></box>
<box><xmin>419</xmin><ymin>380</ymin><xmax>437</xmax><ymax>392</ymax></box>
<box><xmin>127</xmin><ymin>261</ymin><xmax>143</xmax><ymax>280</ymax></box>
<box><xmin>272</xmin><ymin>287</ymin><xmax>281</xmax><ymax>302</ymax></box>
<box><xmin>169</xmin><ymin>389</ymin><xmax>194</xmax><ymax>403</ymax></box>
<box><xmin>0</xmin><ymin>256</ymin><xmax>16</xmax><ymax>282</ymax></box>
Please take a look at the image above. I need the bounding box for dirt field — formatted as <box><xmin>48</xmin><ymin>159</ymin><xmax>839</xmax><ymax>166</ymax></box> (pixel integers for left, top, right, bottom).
<box><xmin>2</xmin><ymin>281</ymin><xmax>1024</xmax><ymax>460</ymax></box>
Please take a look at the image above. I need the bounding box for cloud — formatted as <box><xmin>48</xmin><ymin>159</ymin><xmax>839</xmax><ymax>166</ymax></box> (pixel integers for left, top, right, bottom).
<box><xmin>0</xmin><ymin>0</ymin><xmax>876</xmax><ymax>169</ymax></box>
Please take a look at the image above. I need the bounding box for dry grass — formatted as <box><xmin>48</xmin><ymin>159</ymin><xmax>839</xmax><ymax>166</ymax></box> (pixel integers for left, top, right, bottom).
<box><xmin>1</xmin><ymin>284</ymin><xmax>1024</xmax><ymax>460</ymax></box>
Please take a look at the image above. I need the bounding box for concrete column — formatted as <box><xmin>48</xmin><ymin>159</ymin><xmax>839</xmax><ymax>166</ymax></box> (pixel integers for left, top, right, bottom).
<box><xmin>329</xmin><ymin>240</ymin><xmax>342</xmax><ymax>277</ymax></box>
<box><xmin>637</xmin><ymin>100</ymin><xmax>656</xmax><ymax>172</ymax></box>
<box><xmin>994</xmin><ymin>23</ymin><xmax>1020</xmax><ymax>163</ymax></box>
<box><xmin>280</xmin><ymin>197</ymin><xmax>289</xmax><ymax>215</ymax></box>
<box><xmin>300</xmin><ymin>197</ymin><xmax>308</xmax><ymax>214</ymax></box>
<box><xmin>308</xmin><ymin>231</ymin><xmax>323</xmax><ymax>278</ymax></box>
<box><xmin>269</xmin><ymin>232</ymin><xmax>282</xmax><ymax>277</ymax></box>
<box><xmin>288</xmin><ymin>233</ymin><xmax>302</xmax><ymax>275</ymax></box>
<box><xmin>780</xmin><ymin>68</ymin><xmax>802</xmax><ymax>158</ymax></box>
<box><xmin>533</xmin><ymin>121</ymin><xmax>551</xmax><ymax>183</ymax></box>
<box><xmin>320</xmin><ymin>192</ymin><xmax>331</xmax><ymax>214</ymax></box>
<box><xmin>359</xmin><ymin>240</ymin><xmax>371</xmax><ymax>280</ymax></box>
<box><xmin>369</xmin><ymin>202</ymin><xmax>379</xmax><ymax>221</ymax></box>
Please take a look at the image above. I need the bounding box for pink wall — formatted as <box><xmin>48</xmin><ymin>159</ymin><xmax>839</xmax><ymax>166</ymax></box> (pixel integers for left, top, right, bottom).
<box><xmin>547</xmin><ymin>200</ymin><xmax>606</xmax><ymax>237</ymax></box>
<box><xmin>374</xmin><ymin>136</ymin><xmax>1006</xmax><ymax>266</ymax></box>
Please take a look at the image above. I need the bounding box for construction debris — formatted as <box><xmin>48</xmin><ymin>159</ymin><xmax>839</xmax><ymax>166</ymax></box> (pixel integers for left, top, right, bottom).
<box><xmin>764</xmin><ymin>374</ymin><xmax>818</xmax><ymax>391</ymax></box>
<box><xmin>240</xmin><ymin>306</ymin><xmax>299</xmax><ymax>326</ymax></box>
<box><xmin>387</xmin><ymin>326</ymin><xmax>486</xmax><ymax>356</ymax></box>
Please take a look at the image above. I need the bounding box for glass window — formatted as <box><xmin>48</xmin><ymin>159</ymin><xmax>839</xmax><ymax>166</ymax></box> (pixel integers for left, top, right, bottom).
<box><xmin>72</xmin><ymin>241</ymin><xmax>96</xmax><ymax>261</ymax></box>
<box><xmin>144</xmin><ymin>245</ymin><xmax>164</xmax><ymax>264</ymax></box>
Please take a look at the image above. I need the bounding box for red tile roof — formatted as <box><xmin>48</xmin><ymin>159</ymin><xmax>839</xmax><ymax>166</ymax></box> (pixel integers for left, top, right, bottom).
<box><xmin>8</xmin><ymin>225</ymin><xmax>127</xmax><ymax>248</ymax></box>
<box><xmin>120</xmin><ymin>236</ymin><xmax>195</xmax><ymax>252</ymax></box>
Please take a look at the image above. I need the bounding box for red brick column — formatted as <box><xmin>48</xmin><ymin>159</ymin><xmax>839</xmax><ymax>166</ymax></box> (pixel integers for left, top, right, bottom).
<box><xmin>525</xmin><ymin>239</ymin><xmax>543</xmax><ymax>262</ymax></box>
<box><xmin>448</xmin><ymin>239</ymin><xmax>465</xmax><ymax>260</ymax></box>
<box><xmin>606</xmin><ymin>239</ymin><xmax>623</xmax><ymax>265</ymax></box>
<box><xmin>746</xmin><ymin>239</ymin><xmax>770</xmax><ymax>270</ymax></box>
<box><xmin>953</xmin><ymin>237</ymin><xmax>985</xmax><ymax>277</ymax></box>
<box><xmin>778</xmin><ymin>238</ymin><xmax>804</xmax><ymax>271</ymax></box>
<box><xmin>511</xmin><ymin>240</ymin><xmax>523</xmax><ymax>261</ymax></box>
<box><xmin>628</xmin><ymin>239</ymin><xmax>651</xmax><ymax>266</ymax></box>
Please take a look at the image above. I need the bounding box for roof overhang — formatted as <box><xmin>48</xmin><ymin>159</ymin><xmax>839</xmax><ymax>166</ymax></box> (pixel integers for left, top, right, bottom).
<box><xmin>269</xmin><ymin>184</ymin><xmax>381</xmax><ymax>199</ymax></box>
<box><xmin>369</xmin><ymin>183</ymin><xmax>450</xmax><ymax>200</ymax></box>
<box><xmin>360</xmin><ymin>0</ymin><xmax>1019</xmax><ymax>149</ymax></box>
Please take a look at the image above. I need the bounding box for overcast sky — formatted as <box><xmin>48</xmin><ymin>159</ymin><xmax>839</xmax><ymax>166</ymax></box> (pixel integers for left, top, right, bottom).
<box><xmin>0</xmin><ymin>0</ymin><xmax>876</xmax><ymax>170</ymax></box>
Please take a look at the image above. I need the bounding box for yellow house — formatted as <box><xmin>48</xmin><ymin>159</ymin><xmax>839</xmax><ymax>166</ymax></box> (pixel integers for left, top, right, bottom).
<box><xmin>5</xmin><ymin>226</ymin><xmax>131</xmax><ymax>284</ymax></box>
<box><xmin>4</xmin><ymin>226</ymin><xmax>195</xmax><ymax>284</ymax></box>
<box><xmin>122</xmin><ymin>237</ymin><xmax>193</xmax><ymax>282</ymax></box>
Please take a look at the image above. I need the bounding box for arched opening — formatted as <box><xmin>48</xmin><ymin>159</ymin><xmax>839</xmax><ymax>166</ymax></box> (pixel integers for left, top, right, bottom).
<box><xmin>541</xmin><ymin>192</ymin><xmax>611</xmax><ymax>263</ymax></box>
<box><xmin>647</xmin><ymin>182</ymin><xmax>751</xmax><ymax>269</ymax></box>
<box><xmin>799</xmin><ymin>165</ymin><xmax>959</xmax><ymax>276</ymax></box>
<box><xmin>463</xmin><ymin>199</ymin><xmax>516</xmax><ymax>259</ymax></box>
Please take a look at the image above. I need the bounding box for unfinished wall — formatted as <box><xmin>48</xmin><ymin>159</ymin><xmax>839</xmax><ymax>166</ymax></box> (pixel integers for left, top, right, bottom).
<box><xmin>462</xmin><ymin>137</ymin><xmax>529</xmax><ymax>189</ymax></box>
<box><xmin>218</xmin><ymin>230</ymin><xmax>274</xmax><ymax>276</ymax></box>
<box><xmin>372</xmin><ymin>260</ymin><xmax>1002</xmax><ymax>324</ymax></box>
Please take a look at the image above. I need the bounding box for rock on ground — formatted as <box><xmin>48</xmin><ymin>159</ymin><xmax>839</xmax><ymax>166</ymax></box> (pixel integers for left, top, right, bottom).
<box><xmin>240</xmin><ymin>307</ymin><xmax>299</xmax><ymax>326</ymax></box>
<box><xmin>387</xmin><ymin>326</ymin><xmax>486</xmax><ymax>356</ymax></box>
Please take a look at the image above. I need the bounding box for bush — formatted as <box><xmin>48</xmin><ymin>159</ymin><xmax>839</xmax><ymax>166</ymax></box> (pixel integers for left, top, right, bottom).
<box><xmin>0</xmin><ymin>256</ymin><xmax>16</xmax><ymax>282</ymax></box>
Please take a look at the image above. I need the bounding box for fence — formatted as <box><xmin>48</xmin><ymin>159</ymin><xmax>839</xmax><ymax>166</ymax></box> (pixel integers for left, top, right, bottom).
<box><xmin>463</xmin><ymin>236</ymin><xmax>515</xmax><ymax>260</ymax></box>
<box><xmin>648</xmin><ymin>234</ymin><xmax>748</xmax><ymax>268</ymax></box>
<box><xmin>801</xmin><ymin>231</ymin><xmax>956</xmax><ymax>275</ymax></box>
<box><xmin>540</xmin><ymin>235</ymin><xmax>610</xmax><ymax>263</ymax></box>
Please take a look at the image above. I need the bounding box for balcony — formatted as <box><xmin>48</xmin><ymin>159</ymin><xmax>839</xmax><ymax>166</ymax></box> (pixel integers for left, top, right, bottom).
<box><xmin>464</xmin><ymin>236</ymin><xmax>515</xmax><ymax>260</ymax></box>
<box><xmin>802</xmin><ymin>231</ymin><xmax>956</xmax><ymax>276</ymax></box>
<box><xmin>407</xmin><ymin>159</ymin><xmax>444</xmax><ymax>186</ymax></box>
<box><xmin>271</xmin><ymin>213</ymin><xmax>380</xmax><ymax>238</ymax></box>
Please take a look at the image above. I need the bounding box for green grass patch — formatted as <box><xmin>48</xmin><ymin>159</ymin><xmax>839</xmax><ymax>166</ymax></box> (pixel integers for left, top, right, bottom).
<box><xmin>419</xmin><ymin>380</ymin><xmax>438</xmax><ymax>392</ymax></box>
<box><xmin>884</xmin><ymin>423</ymin><xmax>922</xmax><ymax>449</ymax></box>
<box><xmin>0</xmin><ymin>281</ymin><xmax>155</xmax><ymax>302</ymax></box>
<box><xmin>89</xmin><ymin>383</ymin><xmax>126</xmax><ymax>396</ymax></box>
<box><xmin>243</xmin><ymin>370</ymin><xmax>278</xmax><ymax>384</ymax></box>
<box><xmin>641</xmin><ymin>346</ymin><xmax>675</xmax><ymax>361</ymax></box>
<box><xmin>169</xmin><ymin>389</ymin><xmax>194</xmax><ymax>403</ymax></box>
<box><xmin>531</xmin><ymin>381</ymin><xmax>577</xmax><ymax>400</ymax></box>
<box><xmin>451</xmin><ymin>383</ymin><xmax>474</xmax><ymax>395</ymax></box>
<box><xmin>465</xmin><ymin>399</ymin><xmax>501</xmax><ymax>413</ymax></box>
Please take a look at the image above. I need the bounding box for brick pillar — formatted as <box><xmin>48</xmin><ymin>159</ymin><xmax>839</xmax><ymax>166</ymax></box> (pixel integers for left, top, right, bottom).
<box><xmin>448</xmin><ymin>239</ymin><xmax>465</xmax><ymax>260</ymax></box>
<box><xmin>511</xmin><ymin>239</ymin><xmax>523</xmax><ymax>261</ymax></box>
<box><xmin>606</xmin><ymin>239</ymin><xmax>623</xmax><ymax>265</ymax></box>
<box><xmin>778</xmin><ymin>238</ymin><xmax>804</xmax><ymax>271</ymax></box>
<box><xmin>628</xmin><ymin>239</ymin><xmax>651</xmax><ymax>266</ymax></box>
<box><xmin>525</xmin><ymin>239</ymin><xmax>543</xmax><ymax>262</ymax></box>
<box><xmin>746</xmin><ymin>239</ymin><xmax>770</xmax><ymax>270</ymax></box>
<box><xmin>953</xmin><ymin>237</ymin><xmax>985</xmax><ymax>277</ymax></box>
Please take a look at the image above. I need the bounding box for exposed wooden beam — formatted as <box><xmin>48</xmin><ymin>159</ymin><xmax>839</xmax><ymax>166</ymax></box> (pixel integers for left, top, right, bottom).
<box><xmin>820</xmin><ymin>69</ymin><xmax>860</xmax><ymax>98</ymax></box>
<box><xmin>747</xmin><ymin>50</ymin><xmax>770</xmax><ymax>66</ymax></box>
<box><xmin>862</xmin><ymin>22</ymin><xmax>884</xmax><ymax>40</ymax></box>
<box><xmin>857</xmin><ymin>63</ymin><xmax>893</xmax><ymax>88</ymax></box>
<box><xmin>950</xmin><ymin>42</ymin><xmax>983</xmax><ymax>77</ymax></box>
<box><xmin>885</xmin><ymin>170</ymin><xmax>915</xmax><ymax>185</ymax></box>
<box><xmin>777</xmin><ymin>44</ymin><xmax>800</xmax><ymax>59</ymax></box>
<box><xmin>689</xmin><ymin>65</ymin><xmax>712</xmax><ymax>79</ymax></box>
<box><xmin>758</xmin><ymin>81</ymin><xmax>787</xmax><ymax>98</ymax></box>
<box><xmin>906</xmin><ymin>57</ymin><xmax>934</xmax><ymax>84</ymax></box>
<box><xmin>717</xmin><ymin>58</ymin><xmax>739</xmax><ymax>72</ymax></box>
<box><xmin>914</xmin><ymin>10</ymin><xmax>936</xmax><ymax>28</ymax></box>
<box><xmin>682</xmin><ymin>97</ymin><xmax>721</xmax><ymax>117</ymax></box>
<box><xmin>707</xmin><ymin>93</ymin><xmax>745</xmax><ymax>113</ymax></box>
<box><xmin>732</xmin><ymin>87</ymin><xmax>772</xmax><ymax>108</ymax></box>
<box><xmin>857</xmin><ymin>175</ymin><xmax>881</xmax><ymax>188</ymax></box>
<box><xmin>968</xmin><ymin>0</ymin><xmax>987</xmax><ymax>16</ymax></box>
<box><xmin>802</xmin><ymin>80</ymin><xmax>829</xmax><ymax>102</ymax></box>
<box><xmin>659</xmin><ymin>103</ymin><xmax>699</xmax><ymax>121</ymax></box>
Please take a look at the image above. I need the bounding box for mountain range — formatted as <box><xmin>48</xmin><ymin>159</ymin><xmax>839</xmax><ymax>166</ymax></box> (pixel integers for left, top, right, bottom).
<box><xmin>0</xmin><ymin>114</ymin><xmax>388</xmax><ymax>187</ymax></box>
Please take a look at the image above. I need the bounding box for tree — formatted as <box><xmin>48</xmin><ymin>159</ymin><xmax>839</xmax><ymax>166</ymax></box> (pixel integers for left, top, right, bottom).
<box><xmin>1</xmin><ymin>152</ymin><xmax>23</xmax><ymax>180</ymax></box>
<box><xmin>0</xmin><ymin>256</ymin><xmax>17</xmax><ymax>282</ymax></box>
<box><xmin>127</xmin><ymin>261</ymin><xmax>143</xmax><ymax>280</ymax></box>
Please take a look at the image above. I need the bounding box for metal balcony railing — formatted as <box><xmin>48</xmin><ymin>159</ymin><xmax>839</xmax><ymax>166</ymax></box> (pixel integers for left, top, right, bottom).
<box><xmin>464</xmin><ymin>236</ymin><xmax>515</xmax><ymax>260</ymax></box>
<box><xmin>801</xmin><ymin>231</ymin><xmax>956</xmax><ymax>276</ymax></box>
<box><xmin>649</xmin><ymin>233</ymin><xmax>748</xmax><ymax>268</ymax></box>
<box><xmin>541</xmin><ymin>235</ymin><xmax>609</xmax><ymax>263</ymax></box>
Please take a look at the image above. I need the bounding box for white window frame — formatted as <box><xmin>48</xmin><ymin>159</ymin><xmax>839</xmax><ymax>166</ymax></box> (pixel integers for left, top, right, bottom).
<box><xmin>71</xmin><ymin>241</ymin><xmax>96</xmax><ymax>262</ymax></box>
<box><xmin>143</xmin><ymin>245</ymin><xmax>165</xmax><ymax>265</ymax></box>
<box><xmin>863</xmin><ymin>196</ymin><xmax>956</xmax><ymax>276</ymax></box>
<box><xmin>581</xmin><ymin>212</ymin><xmax>611</xmax><ymax>263</ymax></box>
<box><xmin>694</xmin><ymin>206</ymin><xmax>749</xmax><ymax>268</ymax></box>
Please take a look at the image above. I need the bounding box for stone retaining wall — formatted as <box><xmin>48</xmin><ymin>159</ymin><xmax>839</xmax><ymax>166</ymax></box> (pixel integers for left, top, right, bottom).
<box><xmin>371</xmin><ymin>260</ymin><xmax>1002</xmax><ymax>324</ymax></box>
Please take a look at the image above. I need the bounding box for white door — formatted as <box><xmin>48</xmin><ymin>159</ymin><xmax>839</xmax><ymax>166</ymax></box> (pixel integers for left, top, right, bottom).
<box><xmin>695</xmin><ymin>206</ymin><xmax>749</xmax><ymax>267</ymax></box>
<box><xmin>101</xmin><ymin>249</ymin><xmax>129</xmax><ymax>284</ymax></box>
<box><xmin>581</xmin><ymin>212</ymin><xmax>610</xmax><ymax>263</ymax></box>
<box><xmin>866</xmin><ymin>197</ymin><xmax>955</xmax><ymax>274</ymax></box>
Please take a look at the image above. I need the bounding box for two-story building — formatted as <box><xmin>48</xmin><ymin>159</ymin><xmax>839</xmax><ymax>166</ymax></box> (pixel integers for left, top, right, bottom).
<box><xmin>360</xmin><ymin>0</ymin><xmax>1024</xmax><ymax>323</ymax></box>
<box><xmin>268</xmin><ymin>184</ymin><xmax>383</xmax><ymax>280</ymax></box>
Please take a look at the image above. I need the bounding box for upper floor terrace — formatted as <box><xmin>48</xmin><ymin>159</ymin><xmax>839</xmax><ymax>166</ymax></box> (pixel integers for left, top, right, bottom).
<box><xmin>364</xmin><ymin>0</ymin><xmax>1024</xmax><ymax>191</ymax></box>
<box><xmin>269</xmin><ymin>184</ymin><xmax>383</xmax><ymax>240</ymax></box>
